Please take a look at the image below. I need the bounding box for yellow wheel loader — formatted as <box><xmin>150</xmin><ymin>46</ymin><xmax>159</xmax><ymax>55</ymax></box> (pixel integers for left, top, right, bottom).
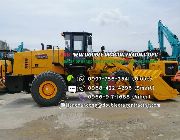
<box><xmin>2</xmin><ymin>32</ymin><xmax>179</xmax><ymax>106</ymax></box>
<box><xmin>0</xmin><ymin>42</ymin><xmax>27</xmax><ymax>93</ymax></box>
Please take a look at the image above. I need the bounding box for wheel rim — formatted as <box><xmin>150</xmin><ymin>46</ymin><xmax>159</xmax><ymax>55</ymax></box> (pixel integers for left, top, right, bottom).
<box><xmin>115</xmin><ymin>80</ymin><xmax>130</xmax><ymax>95</ymax></box>
<box><xmin>39</xmin><ymin>81</ymin><xmax>58</xmax><ymax>99</ymax></box>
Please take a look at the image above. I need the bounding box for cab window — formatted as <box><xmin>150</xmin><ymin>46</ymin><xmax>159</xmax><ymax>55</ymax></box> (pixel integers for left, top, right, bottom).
<box><xmin>74</xmin><ymin>35</ymin><xmax>83</xmax><ymax>51</ymax></box>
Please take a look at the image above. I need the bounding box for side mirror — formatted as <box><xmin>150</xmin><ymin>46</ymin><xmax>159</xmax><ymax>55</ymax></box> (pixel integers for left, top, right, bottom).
<box><xmin>88</xmin><ymin>36</ymin><xmax>92</xmax><ymax>45</ymax></box>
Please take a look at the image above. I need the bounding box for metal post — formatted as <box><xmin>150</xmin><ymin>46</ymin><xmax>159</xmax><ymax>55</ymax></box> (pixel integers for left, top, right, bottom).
<box><xmin>58</xmin><ymin>47</ymin><xmax>59</xmax><ymax>63</ymax></box>
<box><xmin>52</xmin><ymin>46</ymin><xmax>54</xmax><ymax>63</ymax></box>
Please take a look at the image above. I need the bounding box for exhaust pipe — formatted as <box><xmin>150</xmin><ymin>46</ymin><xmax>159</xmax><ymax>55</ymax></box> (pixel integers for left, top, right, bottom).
<box><xmin>41</xmin><ymin>43</ymin><xmax>44</xmax><ymax>50</ymax></box>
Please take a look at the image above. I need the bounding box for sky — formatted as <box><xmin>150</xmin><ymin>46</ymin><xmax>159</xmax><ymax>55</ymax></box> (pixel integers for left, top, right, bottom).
<box><xmin>0</xmin><ymin>0</ymin><xmax>180</xmax><ymax>53</ymax></box>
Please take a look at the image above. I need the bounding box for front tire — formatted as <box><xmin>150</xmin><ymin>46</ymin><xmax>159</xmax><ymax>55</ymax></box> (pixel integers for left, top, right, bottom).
<box><xmin>31</xmin><ymin>71</ymin><xmax>66</xmax><ymax>106</ymax></box>
<box><xmin>108</xmin><ymin>70</ymin><xmax>136</xmax><ymax>103</ymax></box>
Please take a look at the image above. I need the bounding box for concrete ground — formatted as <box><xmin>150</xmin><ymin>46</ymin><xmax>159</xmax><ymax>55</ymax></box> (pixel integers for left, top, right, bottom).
<box><xmin>0</xmin><ymin>92</ymin><xmax>180</xmax><ymax>140</ymax></box>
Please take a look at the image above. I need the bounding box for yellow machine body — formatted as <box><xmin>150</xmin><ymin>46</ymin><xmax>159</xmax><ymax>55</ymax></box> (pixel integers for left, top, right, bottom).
<box><xmin>6</xmin><ymin>49</ymin><xmax>179</xmax><ymax>101</ymax></box>
<box><xmin>13</xmin><ymin>49</ymin><xmax>65</xmax><ymax>76</ymax></box>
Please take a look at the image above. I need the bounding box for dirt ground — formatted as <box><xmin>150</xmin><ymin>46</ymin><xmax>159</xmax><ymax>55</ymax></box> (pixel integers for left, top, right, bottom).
<box><xmin>0</xmin><ymin>92</ymin><xmax>180</xmax><ymax>140</ymax></box>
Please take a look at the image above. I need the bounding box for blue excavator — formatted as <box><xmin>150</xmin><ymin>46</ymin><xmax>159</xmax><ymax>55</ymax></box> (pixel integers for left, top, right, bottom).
<box><xmin>148</xmin><ymin>40</ymin><xmax>154</xmax><ymax>51</ymax></box>
<box><xmin>147</xmin><ymin>20</ymin><xmax>180</xmax><ymax>61</ymax></box>
<box><xmin>147</xmin><ymin>20</ymin><xmax>180</xmax><ymax>91</ymax></box>
<box><xmin>14</xmin><ymin>42</ymin><xmax>24</xmax><ymax>52</ymax></box>
<box><xmin>158</xmin><ymin>20</ymin><xmax>180</xmax><ymax>61</ymax></box>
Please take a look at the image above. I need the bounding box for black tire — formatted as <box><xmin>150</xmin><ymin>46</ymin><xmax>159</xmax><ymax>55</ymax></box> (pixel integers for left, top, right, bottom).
<box><xmin>31</xmin><ymin>71</ymin><xmax>67</xmax><ymax>106</ymax></box>
<box><xmin>0</xmin><ymin>88</ymin><xmax>8</xmax><ymax>94</ymax></box>
<box><xmin>24</xmin><ymin>83</ymin><xmax>31</xmax><ymax>93</ymax></box>
<box><xmin>23</xmin><ymin>75</ymin><xmax>34</xmax><ymax>94</ymax></box>
<box><xmin>108</xmin><ymin>70</ymin><xmax>136</xmax><ymax>103</ymax></box>
<box><xmin>172</xmin><ymin>81</ymin><xmax>180</xmax><ymax>93</ymax></box>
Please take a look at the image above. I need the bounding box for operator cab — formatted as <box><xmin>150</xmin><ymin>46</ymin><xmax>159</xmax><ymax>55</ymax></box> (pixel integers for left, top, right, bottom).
<box><xmin>61</xmin><ymin>32</ymin><xmax>92</xmax><ymax>66</ymax></box>
<box><xmin>61</xmin><ymin>32</ymin><xmax>93</xmax><ymax>86</ymax></box>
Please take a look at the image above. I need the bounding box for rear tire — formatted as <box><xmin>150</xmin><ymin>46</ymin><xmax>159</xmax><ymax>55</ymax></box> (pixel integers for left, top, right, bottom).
<box><xmin>31</xmin><ymin>71</ymin><xmax>67</xmax><ymax>106</ymax></box>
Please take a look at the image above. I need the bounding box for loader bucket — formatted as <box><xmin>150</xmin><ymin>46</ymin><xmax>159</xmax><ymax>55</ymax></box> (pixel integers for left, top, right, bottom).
<box><xmin>133</xmin><ymin>70</ymin><xmax>178</xmax><ymax>100</ymax></box>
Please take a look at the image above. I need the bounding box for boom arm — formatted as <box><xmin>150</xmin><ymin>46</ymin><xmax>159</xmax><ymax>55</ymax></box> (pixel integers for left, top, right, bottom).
<box><xmin>158</xmin><ymin>20</ymin><xmax>180</xmax><ymax>58</ymax></box>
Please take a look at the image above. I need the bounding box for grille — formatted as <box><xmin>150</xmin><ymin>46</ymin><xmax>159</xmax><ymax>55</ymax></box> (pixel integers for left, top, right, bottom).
<box><xmin>165</xmin><ymin>63</ymin><xmax>178</xmax><ymax>75</ymax></box>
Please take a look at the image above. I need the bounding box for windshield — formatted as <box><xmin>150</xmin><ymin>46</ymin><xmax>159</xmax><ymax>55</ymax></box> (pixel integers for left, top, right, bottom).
<box><xmin>74</xmin><ymin>35</ymin><xmax>83</xmax><ymax>51</ymax></box>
